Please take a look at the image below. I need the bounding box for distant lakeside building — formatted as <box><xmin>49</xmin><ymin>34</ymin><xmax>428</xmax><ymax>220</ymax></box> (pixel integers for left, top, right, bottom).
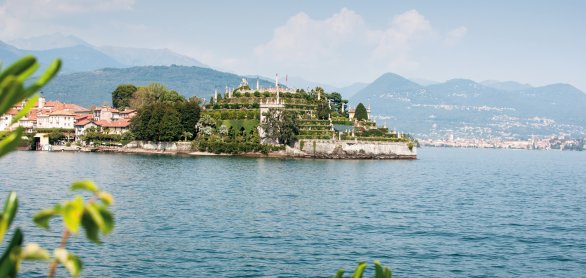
<box><xmin>0</xmin><ymin>95</ymin><xmax>136</xmax><ymax>147</ymax></box>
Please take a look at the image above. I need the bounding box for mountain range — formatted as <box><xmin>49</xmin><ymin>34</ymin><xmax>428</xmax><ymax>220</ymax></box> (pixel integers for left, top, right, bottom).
<box><xmin>1</xmin><ymin>34</ymin><xmax>207</xmax><ymax>73</ymax></box>
<box><xmin>2</xmin><ymin>33</ymin><xmax>585</xmax><ymax>140</ymax></box>
<box><xmin>350</xmin><ymin>73</ymin><xmax>586</xmax><ymax>140</ymax></box>
<box><xmin>42</xmin><ymin>65</ymin><xmax>276</xmax><ymax>106</ymax></box>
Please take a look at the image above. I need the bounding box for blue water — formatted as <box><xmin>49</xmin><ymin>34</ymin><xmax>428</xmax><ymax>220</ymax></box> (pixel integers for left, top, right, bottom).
<box><xmin>1</xmin><ymin>148</ymin><xmax>585</xmax><ymax>277</ymax></box>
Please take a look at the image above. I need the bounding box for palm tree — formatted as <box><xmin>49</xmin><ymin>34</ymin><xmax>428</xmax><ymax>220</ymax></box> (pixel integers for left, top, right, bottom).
<box><xmin>181</xmin><ymin>131</ymin><xmax>193</xmax><ymax>141</ymax></box>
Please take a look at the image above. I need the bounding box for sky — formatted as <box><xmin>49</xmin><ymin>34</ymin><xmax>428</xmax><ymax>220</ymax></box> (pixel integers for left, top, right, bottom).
<box><xmin>0</xmin><ymin>0</ymin><xmax>585</xmax><ymax>91</ymax></box>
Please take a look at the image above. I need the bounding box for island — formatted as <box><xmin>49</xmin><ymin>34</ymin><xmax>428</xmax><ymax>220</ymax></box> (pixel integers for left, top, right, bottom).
<box><xmin>1</xmin><ymin>78</ymin><xmax>417</xmax><ymax>159</ymax></box>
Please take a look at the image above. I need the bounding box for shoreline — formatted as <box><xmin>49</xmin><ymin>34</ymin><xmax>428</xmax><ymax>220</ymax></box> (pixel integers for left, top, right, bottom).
<box><xmin>35</xmin><ymin>144</ymin><xmax>417</xmax><ymax>160</ymax></box>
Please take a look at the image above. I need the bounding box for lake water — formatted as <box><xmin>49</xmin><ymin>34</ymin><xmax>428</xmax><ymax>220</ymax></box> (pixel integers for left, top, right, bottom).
<box><xmin>1</xmin><ymin>148</ymin><xmax>585</xmax><ymax>277</ymax></box>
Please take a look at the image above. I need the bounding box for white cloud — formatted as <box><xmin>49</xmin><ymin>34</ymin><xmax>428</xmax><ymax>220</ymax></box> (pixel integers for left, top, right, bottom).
<box><xmin>254</xmin><ymin>8</ymin><xmax>366</xmax><ymax>64</ymax></box>
<box><xmin>444</xmin><ymin>26</ymin><xmax>468</xmax><ymax>46</ymax></box>
<box><xmin>0</xmin><ymin>0</ymin><xmax>135</xmax><ymax>39</ymax></box>
<box><xmin>368</xmin><ymin>9</ymin><xmax>433</xmax><ymax>70</ymax></box>
<box><xmin>253</xmin><ymin>8</ymin><xmax>442</xmax><ymax>85</ymax></box>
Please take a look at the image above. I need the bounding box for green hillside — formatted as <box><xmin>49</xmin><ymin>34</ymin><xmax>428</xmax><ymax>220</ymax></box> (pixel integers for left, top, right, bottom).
<box><xmin>42</xmin><ymin>65</ymin><xmax>276</xmax><ymax>106</ymax></box>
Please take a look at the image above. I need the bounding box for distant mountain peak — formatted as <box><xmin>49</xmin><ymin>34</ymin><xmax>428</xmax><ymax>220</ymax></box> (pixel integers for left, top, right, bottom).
<box><xmin>444</xmin><ymin>78</ymin><xmax>477</xmax><ymax>84</ymax></box>
<box><xmin>98</xmin><ymin>45</ymin><xmax>208</xmax><ymax>68</ymax></box>
<box><xmin>368</xmin><ymin>72</ymin><xmax>422</xmax><ymax>89</ymax></box>
<box><xmin>481</xmin><ymin>80</ymin><xmax>533</xmax><ymax>91</ymax></box>
<box><xmin>532</xmin><ymin>83</ymin><xmax>585</xmax><ymax>95</ymax></box>
<box><xmin>8</xmin><ymin>33</ymin><xmax>91</xmax><ymax>50</ymax></box>
<box><xmin>350</xmin><ymin>72</ymin><xmax>422</xmax><ymax>101</ymax></box>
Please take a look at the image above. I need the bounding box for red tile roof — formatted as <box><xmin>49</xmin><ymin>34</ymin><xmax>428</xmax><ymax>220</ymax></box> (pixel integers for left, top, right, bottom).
<box><xmin>42</xmin><ymin>101</ymin><xmax>89</xmax><ymax>113</ymax></box>
<box><xmin>23</xmin><ymin>110</ymin><xmax>39</xmax><ymax>121</ymax></box>
<box><xmin>65</xmin><ymin>104</ymin><xmax>90</xmax><ymax>112</ymax></box>
<box><xmin>75</xmin><ymin>114</ymin><xmax>91</xmax><ymax>120</ymax></box>
<box><xmin>94</xmin><ymin>119</ymin><xmax>130</xmax><ymax>128</ymax></box>
<box><xmin>50</xmin><ymin>109</ymin><xmax>76</xmax><ymax>116</ymax></box>
<box><xmin>6</xmin><ymin>108</ymin><xmax>18</xmax><ymax>115</ymax></box>
<box><xmin>44</xmin><ymin>101</ymin><xmax>61</xmax><ymax>107</ymax></box>
<box><xmin>94</xmin><ymin>106</ymin><xmax>119</xmax><ymax>113</ymax></box>
<box><xmin>75</xmin><ymin>119</ymin><xmax>94</xmax><ymax>126</ymax></box>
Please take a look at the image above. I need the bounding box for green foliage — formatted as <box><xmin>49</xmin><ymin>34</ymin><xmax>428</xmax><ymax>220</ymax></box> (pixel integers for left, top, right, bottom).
<box><xmin>30</xmin><ymin>181</ymin><xmax>115</xmax><ymax>277</ymax></box>
<box><xmin>1</xmin><ymin>55</ymin><xmax>115</xmax><ymax>277</ymax></box>
<box><xmin>131</xmin><ymin>96</ymin><xmax>200</xmax><ymax>142</ymax></box>
<box><xmin>129</xmin><ymin>83</ymin><xmax>185</xmax><ymax>109</ymax></box>
<box><xmin>325</xmin><ymin>92</ymin><xmax>348</xmax><ymax>115</ymax></box>
<box><xmin>220</xmin><ymin>119</ymin><xmax>259</xmax><ymax>135</ymax></box>
<box><xmin>82</xmin><ymin>129</ymin><xmax>122</xmax><ymax>144</ymax></box>
<box><xmin>360</xmin><ymin>128</ymin><xmax>385</xmax><ymax>137</ymax></box>
<box><xmin>34</xmin><ymin>128</ymin><xmax>75</xmax><ymax>134</ymax></box>
<box><xmin>203</xmin><ymin>110</ymin><xmax>260</xmax><ymax>121</ymax></box>
<box><xmin>111</xmin><ymin>84</ymin><xmax>137</xmax><ymax>109</ymax></box>
<box><xmin>355</xmin><ymin>103</ymin><xmax>368</xmax><ymax>121</ymax></box>
<box><xmin>261</xmin><ymin>109</ymin><xmax>300</xmax><ymax>146</ymax></box>
<box><xmin>120</xmin><ymin>131</ymin><xmax>136</xmax><ymax>144</ymax></box>
<box><xmin>195</xmin><ymin>114</ymin><xmax>217</xmax><ymax>137</ymax></box>
<box><xmin>181</xmin><ymin>131</ymin><xmax>193</xmax><ymax>141</ymax></box>
<box><xmin>176</xmin><ymin>97</ymin><xmax>201</xmax><ymax>137</ymax></box>
<box><xmin>0</xmin><ymin>55</ymin><xmax>60</xmax><ymax>158</ymax></box>
<box><xmin>0</xmin><ymin>172</ymin><xmax>115</xmax><ymax>278</ymax></box>
<box><xmin>333</xmin><ymin>261</ymin><xmax>392</xmax><ymax>278</ymax></box>
<box><xmin>1</xmin><ymin>56</ymin><xmax>61</xmax><ymax>275</ymax></box>
<box><xmin>317</xmin><ymin>100</ymin><xmax>331</xmax><ymax>120</ymax></box>
<box><xmin>48</xmin><ymin>130</ymin><xmax>65</xmax><ymax>144</ymax></box>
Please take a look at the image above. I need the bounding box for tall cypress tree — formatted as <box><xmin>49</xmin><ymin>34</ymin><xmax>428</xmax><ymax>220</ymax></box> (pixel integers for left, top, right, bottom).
<box><xmin>355</xmin><ymin>103</ymin><xmax>368</xmax><ymax>121</ymax></box>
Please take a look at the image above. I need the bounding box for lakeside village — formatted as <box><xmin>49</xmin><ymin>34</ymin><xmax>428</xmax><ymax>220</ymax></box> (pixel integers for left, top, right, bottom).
<box><xmin>419</xmin><ymin>136</ymin><xmax>585</xmax><ymax>151</ymax></box>
<box><xmin>0</xmin><ymin>77</ymin><xmax>417</xmax><ymax>159</ymax></box>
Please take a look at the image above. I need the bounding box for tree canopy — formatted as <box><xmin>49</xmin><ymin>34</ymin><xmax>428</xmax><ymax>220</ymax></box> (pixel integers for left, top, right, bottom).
<box><xmin>326</xmin><ymin>92</ymin><xmax>347</xmax><ymax>114</ymax></box>
<box><xmin>355</xmin><ymin>103</ymin><xmax>368</xmax><ymax>121</ymax></box>
<box><xmin>111</xmin><ymin>84</ymin><xmax>137</xmax><ymax>109</ymax></box>
<box><xmin>261</xmin><ymin>109</ymin><xmax>299</xmax><ymax>145</ymax></box>
<box><xmin>317</xmin><ymin>100</ymin><xmax>331</xmax><ymax>120</ymax></box>
<box><xmin>129</xmin><ymin>83</ymin><xmax>185</xmax><ymax>109</ymax></box>
<box><xmin>129</xmin><ymin>87</ymin><xmax>201</xmax><ymax>142</ymax></box>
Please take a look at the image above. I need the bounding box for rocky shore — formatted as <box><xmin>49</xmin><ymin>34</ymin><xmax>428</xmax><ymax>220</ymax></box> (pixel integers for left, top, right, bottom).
<box><xmin>44</xmin><ymin>140</ymin><xmax>417</xmax><ymax>160</ymax></box>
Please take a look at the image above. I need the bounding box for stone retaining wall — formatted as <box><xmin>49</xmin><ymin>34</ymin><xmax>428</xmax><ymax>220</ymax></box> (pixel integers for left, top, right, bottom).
<box><xmin>289</xmin><ymin>140</ymin><xmax>416</xmax><ymax>159</ymax></box>
<box><xmin>123</xmin><ymin>141</ymin><xmax>192</xmax><ymax>153</ymax></box>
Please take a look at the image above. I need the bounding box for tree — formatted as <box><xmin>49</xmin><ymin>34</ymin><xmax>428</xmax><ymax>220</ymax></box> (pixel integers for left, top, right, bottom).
<box><xmin>317</xmin><ymin>100</ymin><xmax>330</xmax><ymax>120</ymax></box>
<box><xmin>129</xmin><ymin>83</ymin><xmax>185</xmax><ymax>109</ymax></box>
<box><xmin>158</xmin><ymin>105</ymin><xmax>182</xmax><ymax>141</ymax></box>
<box><xmin>176</xmin><ymin>97</ymin><xmax>201</xmax><ymax>137</ymax></box>
<box><xmin>326</xmin><ymin>92</ymin><xmax>348</xmax><ymax>115</ymax></box>
<box><xmin>261</xmin><ymin>109</ymin><xmax>299</xmax><ymax>145</ymax></box>
<box><xmin>130</xmin><ymin>102</ymin><xmax>183</xmax><ymax>142</ymax></box>
<box><xmin>130</xmin><ymin>105</ymin><xmax>153</xmax><ymax>140</ymax></box>
<box><xmin>48</xmin><ymin>130</ymin><xmax>65</xmax><ymax>144</ymax></box>
<box><xmin>181</xmin><ymin>131</ymin><xmax>193</xmax><ymax>141</ymax></box>
<box><xmin>111</xmin><ymin>84</ymin><xmax>137</xmax><ymax>109</ymax></box>
<box><xmin>129</xmin><ymin>89</ymin><xmax>199</xmax><ymax>142</ymax></box>
<box><xmin>195</xmin><ymin>114</ymin><xmax>216</xmax><ymax>138</ymax></box>
<box><xmin>355</xmin><ymin>103</ymin><xmax>368</xmax><ymax>121</ymax></box>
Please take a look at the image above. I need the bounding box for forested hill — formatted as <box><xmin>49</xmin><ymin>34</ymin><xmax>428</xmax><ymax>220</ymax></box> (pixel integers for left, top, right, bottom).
<box><xmin>42</xmin><ymin>65</ymin><xmax>275</xmax><ymax>106</ymax></box>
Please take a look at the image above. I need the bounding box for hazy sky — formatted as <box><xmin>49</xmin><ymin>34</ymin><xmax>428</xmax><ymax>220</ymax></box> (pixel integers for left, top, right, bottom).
<box><xmin>1</xmin><ymin>0</ymin><xmax>584</xmax><ymax>90</ymax></box>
